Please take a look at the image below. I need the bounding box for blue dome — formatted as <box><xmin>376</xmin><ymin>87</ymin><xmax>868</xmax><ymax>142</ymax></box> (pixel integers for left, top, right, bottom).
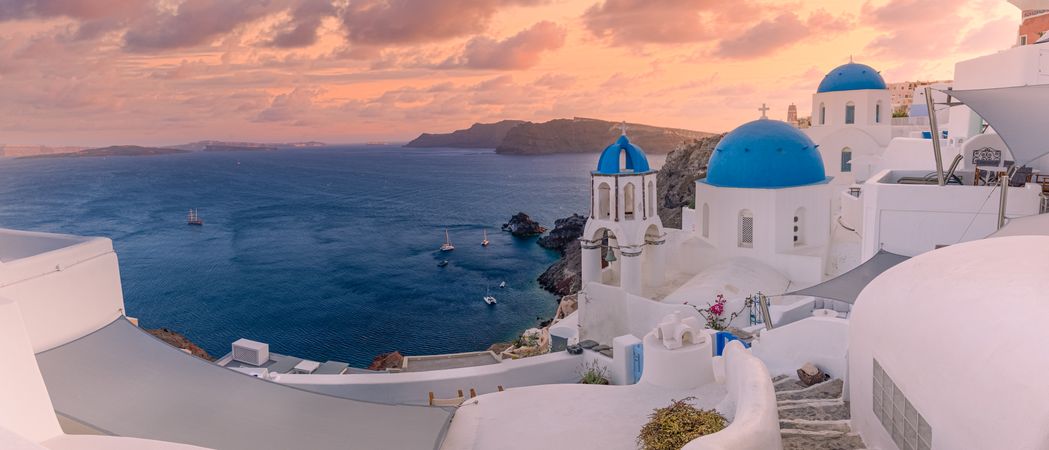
<box><xmin>705</xmin><ymin>119</ymin><xmax>826</xmax><ymax>189</ymax></box>
<box><xmin>817</xmin><ymin>62</ymin><xmax>887</xmax><ymax>93</ymax></box>
<box><xmin>595</xmin><ymin>135</ymin><xmax>652</xmax><ymax>174</ymax></box>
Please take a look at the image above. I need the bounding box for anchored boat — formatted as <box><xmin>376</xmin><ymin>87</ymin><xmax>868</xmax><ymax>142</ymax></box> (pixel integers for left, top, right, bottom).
<box><xmin>440</xmin><ymin>229</ymin><xmax>455</xmax><ymax>252</ymax></box>
<box><xmin>187</xmin><ymin>209</ymin><xmax>203</xmax><ymax>226</ymax></box>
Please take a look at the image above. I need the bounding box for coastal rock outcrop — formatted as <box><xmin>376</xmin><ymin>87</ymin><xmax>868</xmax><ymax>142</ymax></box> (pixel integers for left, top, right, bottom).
<box><xmin>145</xmin><ymin>328</ymin><xmax>214</xmax><ymax>361</ymax></box>
<box><xmin>405</xmin><ymin>120</ymin><xmax>525</xmax><ymax>148</ymax></box>
<box><xmin>656</xmin><ymin>134</ymin><xmax>724</xmax><ymax>228</ymax></box>
<box><xmin>496</xmin><ymin>117</ymin><xmax>711</xmax><ymax>155</ymax></box>
<box><xmin>538</xmin><ymin>243</ymin><xmax>582</xmax><ymax>296</ymax></box>
<box><xmin>536</xmin><ymin>213</ymin><xmax>586</xmax><ymax>296</ymax></box>
<box><xmin>367</xmin><ymin>351</ymin><xmax>404</xmax><ymax>371</ymax></box>
<box><xmin>536</xmin><ymin>214</ymin><xmax>587</xmax><ymax>251</ymax></box>
<box><xmin>502</xmin><ymin>212</ymin><xmax>546</xmax><ymax>237</ymax></box>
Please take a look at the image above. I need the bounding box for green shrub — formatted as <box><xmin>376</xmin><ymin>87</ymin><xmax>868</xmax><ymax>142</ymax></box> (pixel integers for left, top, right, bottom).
<box><xmin>636</xmin><ymin>397</ymin><xmax>726</xmax><ymax>450</ymax></box>
<box><xmin>577</xmin><ymin>360</ymin><xmax>610</xmax><ymax>385</ymax></box>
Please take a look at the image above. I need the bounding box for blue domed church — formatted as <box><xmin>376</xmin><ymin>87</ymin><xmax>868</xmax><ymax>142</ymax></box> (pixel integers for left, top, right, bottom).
<box><xmin>805</xmin><ymin>61</ymin><xmax>893</xmax><ymax>185</ymax></box>
<box><xmin>691</xmin><ymin>117</ymin><xmax>833</xmax><ymax>284</ymax></box>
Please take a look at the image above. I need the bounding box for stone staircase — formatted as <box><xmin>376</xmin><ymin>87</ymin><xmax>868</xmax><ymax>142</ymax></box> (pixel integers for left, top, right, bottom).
<box><xmin>773</xmin><ymin>375</ymin><xmax>867</xmax><ymax>450</ymax></box>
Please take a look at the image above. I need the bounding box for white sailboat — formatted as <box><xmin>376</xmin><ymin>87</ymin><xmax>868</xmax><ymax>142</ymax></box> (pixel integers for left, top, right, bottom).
<box><xmin>483</xmin><ymin>285</ymin><xmax>497</xmax><ymax>305</ymax></box>
<box><xmin>440</xmin><ymin>229</ymin><xmax>455</xmax><ymax>252</ymax></box>
<box><xmin>482</xmin><ymin>229</ymin><xmax>490</xmax><ymax>247</ymax></box>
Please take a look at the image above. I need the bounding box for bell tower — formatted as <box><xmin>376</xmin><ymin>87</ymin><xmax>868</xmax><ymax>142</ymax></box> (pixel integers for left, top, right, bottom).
<box><xmin>581</xmin><ymin>128</ymin><xmax>665</xmax><ymax>295</ymax></box>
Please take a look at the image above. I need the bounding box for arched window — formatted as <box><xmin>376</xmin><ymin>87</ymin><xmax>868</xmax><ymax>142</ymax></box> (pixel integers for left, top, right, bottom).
<box><xmin>845</xmin><ymin>101</ymin><xmax>856</xmax><ymax>124</ymax></box>
<box><xmin>738</xmin><ymin>210</ymin><xmax>754</xmax><ymax>248</ymax></box>
<box><xmin>875</xmin><ymin>102</ymin><xmax>882</xmax><ymax>124</ymax></box>
<box><xmin>648</xmin><ymin>180</ymin><xmax>656</xmax><ymax>218</ymax></box>
<box><xmin>793</xmin><ymin>207</ymin><xmax>806</xmax><ymax>247</ymax></box>
<box><xmin>623</xmin><ymin>183</ymin><xmax>636</xmax><ymax>220</ymax></box>
<box><xmin>841</xmin><ymin>147</ymin><xmax>853</xmax><ymax>173</ymax></box>
<box><xmin>701</xmin><ymin>203</ymin><xmax>710</xmax><ymax>238</ymax></box>
<box><xmin>819</xmin><ymin>103</ymin><xmax>826</xmax><ymax>125</ymax></box>
<box><xmin>598</xmin><ymin>183</ymin><xmax>611</xmax><ymax>219</ymax></box>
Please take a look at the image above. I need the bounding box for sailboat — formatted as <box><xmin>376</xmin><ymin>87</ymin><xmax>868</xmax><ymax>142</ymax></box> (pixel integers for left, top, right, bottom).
<box><xmin>482</xmin><ymin>229</ymin><xmax>490</xmax><ymax>247</ymax></box>
<box><xmin>187</xmin><ymin>209</ymin><xmax>203</xmax><ymax>226</ymax></box>
<box><xmin>483</xmin><ymin>285</ymin><xmax>497</xmax><ymax>305</ymax></box>
<box><xmin>440</xmin><ymin>229</ymin><xmax>455</xmax><ymax>252</ymax></box>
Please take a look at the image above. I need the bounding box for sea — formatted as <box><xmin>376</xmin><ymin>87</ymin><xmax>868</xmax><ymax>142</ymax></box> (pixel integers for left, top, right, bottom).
<box><xmin>0</xmin><ymin>145</ymin><xmax>663</xmax><ymax>367</ymax></box>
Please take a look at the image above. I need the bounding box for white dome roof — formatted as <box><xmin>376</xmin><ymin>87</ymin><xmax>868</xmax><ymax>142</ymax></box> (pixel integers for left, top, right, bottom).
<box><xmin>849</xmin><ymin>236</ymin><xmax>1049</xmax><ymax>449</ymax></box>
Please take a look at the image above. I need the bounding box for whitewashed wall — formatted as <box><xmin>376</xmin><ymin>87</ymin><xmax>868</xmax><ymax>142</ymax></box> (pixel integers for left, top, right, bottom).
<box><xmin>0</xmin><ymin>230</ymin><xmax>124</xmax><ymax>352</ymax></box>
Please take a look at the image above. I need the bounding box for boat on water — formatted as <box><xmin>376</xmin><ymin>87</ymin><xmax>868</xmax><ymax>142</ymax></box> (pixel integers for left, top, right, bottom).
<box><xmin>187</xmin><ymin>209</ymin><xmax>203</xmax><ymax>226</ymax></box>
<box><xmin>437</xmin><ymin>260</ymin><xmax>449</xmax><ymax>268</ymax></box>
<box><xmin>499</xmin><ymin>281</ymin><xmax>506</xmax><ymax>288</ymax></box>
<box><xmin>440</xmin><ymin>229</ymin><xmax>455</xmax><ymax>252</ymax></box>
<box><xmin>483</xmin><ymin>293</ymin><xmax>497</xmax><ymax>305</ymax></box>
<box><xmin>482</xmin><ymin>229</ymin><xmax>490</xmax><ymax>247</ymax></box>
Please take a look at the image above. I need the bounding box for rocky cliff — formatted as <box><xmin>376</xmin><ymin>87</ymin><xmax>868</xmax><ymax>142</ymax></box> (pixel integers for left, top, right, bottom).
<box><xmin>496</xmin><ymin>117</ymin><xmax>712</xmax><ymax>155</ymax></box>
<box><xmin>536</xmin><ymin>214</ymin><xmax>586</xmax><ymax>296</ymax></box>
<box><xmin>145</xmin><ymin>328</ymin><xmax>214</xmax><ymax>361</ymax></box>
<box><xmin>656</xmin><ymin>134</ymin><xmax>724</xmax><ymax>228</ymax></box>
<box><xmin>405</xmin><ymin>120</ymin><xmax>526</xmax><ymax>148</ymax></box>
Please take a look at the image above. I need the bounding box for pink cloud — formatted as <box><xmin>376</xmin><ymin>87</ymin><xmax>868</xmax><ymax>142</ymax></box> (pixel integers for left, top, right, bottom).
<box><xmin>442</xmin><ymin>21</ymin><xmax>566</xmax><ymax>70</ymax></box>
<box><xmin>581</xmin><ymin>0</ymin><xmax>787</xmax><ymax>46</ymax></box>
<box><xmin>715</xmin><ymin>10</ymin><xmax>852</xmax><ymax>59</ymax></box>
<box><xmin>339</xmin><ymin>0</ymin><xmax>545</xmax><ymax>46</ymax></box>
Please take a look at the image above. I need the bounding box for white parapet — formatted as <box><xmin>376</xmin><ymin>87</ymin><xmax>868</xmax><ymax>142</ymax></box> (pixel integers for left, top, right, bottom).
<box><xmin>0</xmin><ymin>229</ymin><xmax>125</xmax><ymax>352</ymax></box>
<box><xmin>683</xmin><ymin>341</ymin><xmax>783</xmax><ymax>450</ymax></box>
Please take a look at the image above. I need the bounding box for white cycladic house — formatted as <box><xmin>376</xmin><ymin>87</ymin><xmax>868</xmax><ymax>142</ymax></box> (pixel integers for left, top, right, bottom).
<box><xmin>805</xmin><ymin>62</ymin><xmax>893</xmax><ymax>184</ymax></box>
<box><xmin>849</xmin><ymin>235</ymin><xmax>1049</xmax><ymax>450</ymax></box>
<box><xmin>581</xmin><ymin>134</ymin><xmax>666</xmax><ymax>295</ymax></box>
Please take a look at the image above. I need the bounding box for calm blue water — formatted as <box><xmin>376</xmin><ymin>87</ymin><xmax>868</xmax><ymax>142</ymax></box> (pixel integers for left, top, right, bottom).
<box><xmin>0</xmin><ymin>146</ymin><xmax>663</xmax><ymax>367</ymax></box>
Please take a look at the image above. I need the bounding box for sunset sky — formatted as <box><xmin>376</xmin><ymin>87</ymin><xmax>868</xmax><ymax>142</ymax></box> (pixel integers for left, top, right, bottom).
<box><xmin>0</xmin><ymin>0</ymin><xmax>1021</xmax><ymax>146</ymax></box>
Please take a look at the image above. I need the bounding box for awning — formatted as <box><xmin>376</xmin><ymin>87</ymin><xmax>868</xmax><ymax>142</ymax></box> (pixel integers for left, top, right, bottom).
<box><xmin>944</xmin><ymin>85</ymin><xmax>1049</xmax><ymax>166</ymax></box>
<box><xmin>35</xmin><ymin>319</ymin><xmax>453</xmax><ymax>450</ymax></box>
<box><xmin>785</xmin><ymin>250</ymin><xmax>909</xmax><ymax>304</ymax></box>
<box><xmin>989</xmin><ymin>213</ymin><xmax>1049</xmax><ymax>238</ymax></box>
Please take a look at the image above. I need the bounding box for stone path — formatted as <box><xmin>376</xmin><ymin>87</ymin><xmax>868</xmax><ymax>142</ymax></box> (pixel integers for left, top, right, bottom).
<box><xmin>773</xmin><ymin>375</ymin><xmax>867</xmax><ymax>450</ymax></box>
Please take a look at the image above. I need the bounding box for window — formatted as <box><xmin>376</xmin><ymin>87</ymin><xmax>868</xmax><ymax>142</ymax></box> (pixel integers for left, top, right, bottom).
<box><xmin>738</xmin><ymin>210</ymin><xmax>753</xmax><ymax>248</ymax></box>
<box><xmin>1020</xmin><ymin>34</ymin><xmax>1028</xmax><ymax>46</ymax></box>
<box><xmin>793</xmin><ymin>208</ymin><xmax>805</xmax><ymax>247</ymax></box>
<box><xmin>701</xmin><ymin>203</ymin><xmax>710</xmax><ymax>238</ymax></box>
<box><xmin>598</xmin><ymin>183</ymin><xmax>611</xmax><ymax>219</ymax></box>
<box><xmin>845</xmin><ymin>102</ymin><xmax>856</xmax><ymax>124</ymax></box>
<box><xmin>876</xmin><ymin>102</ymin><xmax>882</xmax><ymax>124</ymax></box>
<box><xmin>819</xmin><ymin>103</ymin><xmax>826</xmax><ymax>125</ymax></box>
<box><xmin>623</xmin><ymin>183</ymin><xmax>636</xmax><ymax>220</ymax></box>
<box><xmin>873</xmin><ymin>359</ymin><xmax>932</xmax><ymax>450</ymax></box>
<box><xmin>841</xmin><ymin>147</ymin><xmax>853</xmax><ymax>173</ymax></box>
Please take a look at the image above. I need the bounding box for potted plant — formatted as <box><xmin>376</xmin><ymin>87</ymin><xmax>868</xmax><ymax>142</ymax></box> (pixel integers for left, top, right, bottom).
<box><xmin>685</xmin><ymin>294</ymin><xmax>751</xmax><ymax>331</ymax></box>
<box><xmin>637</xmin><ymin>397</ymin><xmax>726</xmax><ymax>450</ymax></box>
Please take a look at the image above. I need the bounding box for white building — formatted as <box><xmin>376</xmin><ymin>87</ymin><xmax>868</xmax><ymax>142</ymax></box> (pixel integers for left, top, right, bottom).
<box><xmin>805</xmin><ymin>62</ymin><xmax>893</xmax><ymax>184</ymax></box>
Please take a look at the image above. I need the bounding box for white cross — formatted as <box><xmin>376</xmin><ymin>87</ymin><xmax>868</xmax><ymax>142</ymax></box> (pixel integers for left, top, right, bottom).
<box><xmin>619</xmin><ymin>121</ymin><xmax>628</xmax><ymax>136</ymax></box>
<box><xmin>758</xmin><ymin>103</ymin><xmax>770</xmax><ymax>119</ymax></box>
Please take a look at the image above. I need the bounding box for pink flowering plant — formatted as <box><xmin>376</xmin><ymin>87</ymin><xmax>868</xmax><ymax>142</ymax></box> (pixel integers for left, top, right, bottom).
<box><xmin>685</xmin><ymin>294</ymin><xmax>752</xmax><ymax>331</ymax></box>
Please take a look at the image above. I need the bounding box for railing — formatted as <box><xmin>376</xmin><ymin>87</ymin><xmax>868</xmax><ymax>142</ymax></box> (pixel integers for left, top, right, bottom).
<box><xmin>848</xmin><ymin>187</ymin><xmax>862</xmax><ymax>198</ymax></box>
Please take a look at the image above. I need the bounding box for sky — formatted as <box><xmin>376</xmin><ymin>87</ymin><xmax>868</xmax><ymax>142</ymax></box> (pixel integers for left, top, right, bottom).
<box><xmin>0</xmin><ymin>0</ymin><xmax>1022</xmax><ymax>146</ymax></box>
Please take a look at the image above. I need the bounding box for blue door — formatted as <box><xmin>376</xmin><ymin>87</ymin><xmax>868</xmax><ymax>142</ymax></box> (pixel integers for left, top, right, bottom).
<box><xmin>629</xmin><ymin>342</ymin><xmax>644</xmax><ymax>384</ymax></box>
